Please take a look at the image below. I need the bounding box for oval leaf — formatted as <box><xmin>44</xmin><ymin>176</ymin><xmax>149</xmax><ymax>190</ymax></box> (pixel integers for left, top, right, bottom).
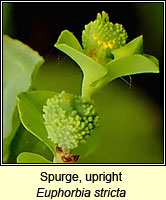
<box><xmin>3</xmin><ymin>106</ymin><xmax>20</xmax><ymax>163</ymax></box>
<box><xmin>3</xmin><ymin>35</ymin><xmax>44</xmax><ymax>143</ymax></box>
<box><xmin>17</xmin><ymin>91</ymin><xmax>57</xmax><ymax>155</ymax></box>
<box><xmin>17</xmin><ymin>152</ymin><xmax>52</xmax><ymax>163</ymax></box>
<box><xmin>106</xmin><ymin>54</ymin><xmax>159</xmax><ymax>83</ymax></box>
<box><xmin>8</xmin><ymin>124</ymin><xmax>53</xmax><ymax>163</ymax></box>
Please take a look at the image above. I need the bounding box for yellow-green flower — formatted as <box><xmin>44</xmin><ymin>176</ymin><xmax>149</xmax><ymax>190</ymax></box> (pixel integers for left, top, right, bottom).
<box><xmin>82</xmin><ymin>11</ymin><xmax>128</xmax><ymax>64</ymax></box>
<box><xmin>55</xmin><ymin>11</ymin><xmax>159</xmax><ymax>99</ymax></box>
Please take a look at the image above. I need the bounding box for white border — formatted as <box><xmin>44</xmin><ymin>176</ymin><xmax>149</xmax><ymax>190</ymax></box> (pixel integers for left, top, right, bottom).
<box><xmin>1</xmin><ymin>0</ymin><xmax>165</xmax><ymax>166</ymax></box>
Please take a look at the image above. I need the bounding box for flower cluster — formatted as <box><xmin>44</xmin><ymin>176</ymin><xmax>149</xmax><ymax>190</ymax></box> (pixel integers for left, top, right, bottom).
<box><xmin>43</xmin><ymin>91</ymin><xmax>99</xmax><ymax>149</ymax></box>
<box><xmin>82</xmin><ymin>11</ymin><xmax>128</xmax><ymax>64</ymax></box>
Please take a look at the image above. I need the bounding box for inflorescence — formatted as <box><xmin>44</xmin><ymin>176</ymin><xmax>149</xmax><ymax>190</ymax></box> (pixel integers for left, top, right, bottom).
<box><xmin>43</xmin><ymin>91</ymin><xmax>99</xmax><ymax>150</ymax></box>
<box><xmin>82</xmin><ymin>11</ymin><xmax>128</xmax><ymax>64</ymax></box>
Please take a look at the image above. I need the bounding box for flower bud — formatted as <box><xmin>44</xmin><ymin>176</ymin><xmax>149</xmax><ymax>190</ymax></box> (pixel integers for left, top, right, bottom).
<box><xmin>43</xmin><ymin>91</ymin><xmax>99</xmax><ymax>150</ymax></box>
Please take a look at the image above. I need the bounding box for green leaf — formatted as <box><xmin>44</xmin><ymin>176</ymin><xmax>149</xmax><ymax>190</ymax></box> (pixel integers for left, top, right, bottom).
<box><xmin>17</xmin><ymin>91</ymin><xmax>57</xmax><ymax>155</ymax></box>
<box><xmin>106</xmin><ymin>54</ymin><xmax>159</xmax><ymax>82</ymax></box>
<box><xmin>3</xmin><ymin>106</ymin><xmax>20</xmax><ymax>163</ymax></box>
<box><xmin>55</xmin><ymin>30</ymin><xmax>107</xmax><ymax>97</ymax></box>
<box><xmin>143</xmin><ymin>53</ymin><xmax>159</xmax><ymax>67</ymax></box>
<box><xmin>111</xmin><ymin>35</ymin><xmax>143</xmax><ymax>59</ymax></box>
<box><xmin>8</xmin><ymin>124</ymin><xmax>53</xmax><ymax>163</ymax></box>
<box><xmin>92</xmin><ymin>54</ymin><xmax>159</xmax><ymax>92</ymax></box>
<box><xmin>109</xmin><ymin>54</ymin><xmax>159</xmax><ymax>79</ymax></box>
<box><xmin>3</xmin><ymin>35</ymin><xmax>44</xmax><ymax>142</ymax></box>
<box><xmin>17</xmin><ymin>152</ymin><xmax>52</xmax><ymax>163</ymax></box>
<box><xmin>56</xmin><ymin>30</ymin><xmax>83</xmax><ymax>52</ymax></box>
